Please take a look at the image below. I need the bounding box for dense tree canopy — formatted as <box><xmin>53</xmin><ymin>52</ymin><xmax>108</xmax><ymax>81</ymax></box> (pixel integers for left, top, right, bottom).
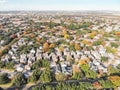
<box><xmin>0</xmin><ymin>73</ymin><xmax>9</xmax><ymax>84</ymax></box>
<box><xmin>12</xmin><ymin>73</ymin><xmax>27</xmax><ymax>87</ymax></box>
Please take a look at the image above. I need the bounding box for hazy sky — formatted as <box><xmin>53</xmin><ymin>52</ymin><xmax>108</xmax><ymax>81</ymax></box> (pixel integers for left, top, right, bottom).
<box><xmin>0</xmin><ymin>0</ymin><xmax>119</xmax><ymax>11</ymax></box>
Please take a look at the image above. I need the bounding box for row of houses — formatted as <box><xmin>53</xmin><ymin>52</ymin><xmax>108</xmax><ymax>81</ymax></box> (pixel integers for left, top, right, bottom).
<box><xmin>0</xmin><ymin>12</ymin><xmax>120</xmax><ymax>79</ymax></box>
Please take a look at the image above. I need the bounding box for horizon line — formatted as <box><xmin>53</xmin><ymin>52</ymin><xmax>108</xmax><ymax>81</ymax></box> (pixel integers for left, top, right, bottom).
<box><xmin>0</xmin><ymin>9</ymin><xmax>120</xmax><ymax>12</ymax></box>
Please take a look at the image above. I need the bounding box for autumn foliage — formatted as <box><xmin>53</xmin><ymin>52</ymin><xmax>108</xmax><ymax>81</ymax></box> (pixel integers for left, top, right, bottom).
<box><xmin>36</xmin><ymin>37</ymin><xmax>41</xmax><ymax>42</ymax></box>
<box><xmin>115</xmin><ymin>32</ymin><xmax>120</xmax><ymax>36</ymax></box>
<box><xmin>75</xmin><ymin>43</ymin><xmax>81</xmax><ymax>51</ymax></box>
<box><xmin>62</xmin><ymin>29</ymin><xmax>70</xmax><ymax>39</ymax></box>
<box><xmin>49</xmin><ymin>44</ymin><xmax>55</xmax><ymax>48</ymax></box>
<box><xmin>108</xmin><ymin>76</ymin><xmax>120</xmax><ymax>87</ymax></box>
<box><xmin>29</xmin><ymin>33</ymin><xmax>35</xmax><ymax>38</ymax></box>
<box><xmin>43</xmin><ymin>42</ymin><xmax>49</xmax><ymax>52</ymax></box>
<box><xmin>59</xmin><ymin>46</ymin><xmax>64</xmax><ymax>52</ymax></box>
<box><xmin>82</xmin><ymin>39</ymin><xmax>92</xmax><ymax>46</ymax></box>
<box><xmin>93</xmin><ymin>81</ymin><xmax>102</xmax><ymax>89</ymax></box>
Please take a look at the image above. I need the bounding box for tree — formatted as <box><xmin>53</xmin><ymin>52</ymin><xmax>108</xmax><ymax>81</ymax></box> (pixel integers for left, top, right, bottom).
<box><xmin>32</xmin><ymin>86</ymin><xmax>40</xmax><ymax>90</ymax></box>
<box><xmin>45</xmin><ymin>85</ymin><xmax>54</xmax><ymax>90</ymax></box>
<box><xmin>106</xmin><ymin>46</ymin><xmax>118</xmax><ymax>54</ymax></box>
<box><xmin>101</xmin><ymin>56</ymin><xmax>108</xmax><ymax>62</ymax></box>
<box><xmin>79</xmin><ymin>82</ymin><xmax>94</xmax><ymax>90</ymax></box>
<box><xmin>85</xmin><ymin>70</ymin><xmax>97</xmax><ymax>79</ymax></box>
<box><xmin>82</xmin><ymin>39</ymin><xmax>92</xmax><ymax>46</ymax></box>
<box><xmin>31</xmin><ymin>60</ymin><xmax>42</xmax><ymax>70</ymax></box>
<box><xmin>5</xmin><ymin>61</ymin><xmax>14</xmax><ymax>69</ymax></box>
<box><xmin>115</xmin><ymin>32</ymin><xmax>120</xmax><ymax>36</ymax></box>
<box><xmin>12</xmin><ymin>73</ymin><xmax>27</xmax><ymax>87</ymax></box>
<box><xmin>111</xmin><ymin>42</ymin><xmax>119</xmax><ymax>48</ymax></box>
<box><xmin>48</xmin><ymin>21</ymin><xmax>55</xmax><ymax>29</ymax></box>
<box><xmin>0</xmin><ymin>50</ymin><xmax>2</xmax><ymax>57</ymax></box>
<box><xmin>80</xmin><ymin>64</ymin><xmax>89</xmax><ymax>71</ymax></box>
<box><xmin>62</xmin><ymin>30</ymin><xmax>69</xmax><ymax>39</ymax></box>
<box><xmin>93</xmin><ymin>81</ymin><xmax>102</xmax><ymax>89</ymax></box>
<box><xmin>43</xmin><ymin>42</ymin><xmax>49</xmax><ymax>52</ymax></box>
<box><xmin>64</xmin><ymin>34</ymin><xmax>69</xmax><ymax>39</ymax></box>
<box><xmin>29</xmin><ymin>33</ymin><xmax>35</xmax><ymax>38</ymax></box>
<box><xmin>117</xmin><ymin>64</ymin><xmax>120</xmax><ymax>71</ymax></box>
<box><xmin>72</xmin><ymin>72</ymin><xmax>82</xmax><ymax>80</ymax></box>
<box><xmin>69</xmin><ymin>45</ymin><xmax>75</xmax><ymax>51</ymax></box>
<box><xmin>59</xmin><ymin>46</ymin><xmax>64</xmax><ymax>52</ymax></box>
<box><xmin>49</xmin><ymin>43</ymin><xmax>55</xmax><ymax>49</ymax></box>
<box><xmin>74</xmin><ymin>43</ymin><xmax>81</xmax><ymax>51</ymax></box>
<box><xmin>93</xmin><ymin>40</ymin><xmax>102</xmax><ymax>46</ymax></box>
<box><xmin>99</xmin><ymin>79</ymin><xmax>113</xmax><ymax>89</ymax></box>
<box><xmin>40</xmin><ymin>68</ymin><xmax>52</xmax><ymax>83</ymax></box>
<box><xmin>41</xmin><ymin>60</ymin><xmax>50</xmax><ymax>68</ymax></box>
<box><xmin>67</xmin><ymin>23</ymin><xmax>78</xmax><ymax>30</ymax></box>
<box><xmin>56</xmin><ymin>82</ymin><xmax>68</xmax><ymax>90</ymax></box>
<box><xmin>80</xmin><ymin>64</ymin><xmax>97</xmax><ymax>79</ymax></box>
<box><xmin>0</xmin><ymin>61</ymin><xmax>5</xmax><ymax>68</ymax></box>
<box><xmin>108</xmin><ymin>66</ymin><xmax>119</xmax><ymax>75</ymax></box>
<box><xmin>108</xmin><ymin>76</ymin><xmax>120</xmax><ymax>88</ymax></box>
<box><xmin>0</xmin><ymin>73</ymin><xmax>9</xmax><ymax>84</ymax></box>
<box><xmin>55</xmin><ymin>73</ymin><xmax>66</xmax><ymax>81</ymax></box>
<box><xmin>36</xmin><ymin>37</ymin><xmax>41</xmax><ymax>42</ymax></box>
<box><xmin>29</xmin><ymin>69</ymin><xmax>42</xmax><ymax>83</ymax></box>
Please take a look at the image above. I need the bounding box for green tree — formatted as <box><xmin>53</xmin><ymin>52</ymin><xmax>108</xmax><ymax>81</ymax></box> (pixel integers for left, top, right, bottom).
<box><xmin>0</xmin><ymin>73</ymin><xmax>9</xmax><ymax>84</ymax></box>
<box><xmin>108</xmin><ymin>66</ymin><xmax>119</xmax><ymax>75</ymax></box>
<box><xmin>55</xmin><ymin>73</ymin><xmax>66</xmax><ymax>81</ymax></box>
<box><xmin>56</xmin><ymin>82</ymin><xmax>66</xmax><ymax>90</ymax></box>
<box><xmin>45</xmin><ymin>85</ymin><xmax>54</xmax><ymax>90</ymax></box>
<box><xmin>5</xmin><ymin>61</ymin><xmax>14</xmax><ymax>69</ymax></box>
<box><xmin>80</xmin><ymin>64</ymin><xmax>97</xmax><ymax>79</ymax></box>
<box><xmin>41</xmin><ymin>60</ymin><xmax>50</xmax><ymax>68</ymax></box>
<box><xmin>0</xmin><ymin>61</ymin><xmax>5</xmax><ymax>68</ymax></box>
<box><xmin>32</xmin><ymin>86</ymin><xmax>40</xmax><ymax>90</ymax></box>
<box><xmin>99</xmin><ymin>79</ymin><xmax>113</xmax><ymax>89</ymax></box>
<box><xmin>111</xmin><ymin>42</ymin><xmax>119</xmax><ymax>48</ymax></box>
<box><xmin>80</xmin><ymin>82</ymin><xmax>93</xmax><ymax>89</ymax></box>
<box><xmin>101</xmin><ymin>56</ymin><xmax>108</xmax><ymax>62</ymax></box>
<box><xmin>12</xmin><ymin>73</ymin><xmax>27</xmax><ymax>87</ymax></box>
<box><xmin>31</xmin><ymin>60</ymin><xmax>42</xmax><ymax>70</ymax></box>
<box><xmin>117</xmin><ymin>64</ymin><xmax>120</xmax><ymax>72</ymax></box>
<box><xmin>40</xmin><ymin>68</ymin><xmax>51</xmax><ymax>83</ymax></box>
<box><xmin>48</xmin><ymin>21</ymin><xmax>55</xmax><ymax>29</ymax></box>
<box><xmin>93</xmin><ymin>40</ymin><xmax>102</xmax><ymax>46</ymax></box>
<box><xmin>29</xmin><ymin>69</ymin><xmax>42</xmax><ymax>83</ymax></box>
<box><xmin>67</xmin><ymin>23</ymin><xmax>79</xmax><ymax>30</ymax></box>
<box><xmin>72</xmin><ymin>72</ymin><xmax>82</xmax><ymax>80</ymax></box>
<box><xmin>85</xmin><ymin>70</ymin><xmax>97</xmax><ymax>79</ymax></box>
<box><xmin>69</xmin><ymin>45</ymin><xmax>75</xmax><ymax>51</ymax></box>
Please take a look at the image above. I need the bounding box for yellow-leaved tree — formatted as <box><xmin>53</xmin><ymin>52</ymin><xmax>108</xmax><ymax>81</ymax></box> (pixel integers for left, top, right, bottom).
<box><xmin>43</xmin><ymin>42</ymin><xmax>49</xmax><ymax>52</ymax></box>
<box><xmin>74</xmin><ymin>43</ymin><xmax>81</xmax><ymax>51</ymax></box>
